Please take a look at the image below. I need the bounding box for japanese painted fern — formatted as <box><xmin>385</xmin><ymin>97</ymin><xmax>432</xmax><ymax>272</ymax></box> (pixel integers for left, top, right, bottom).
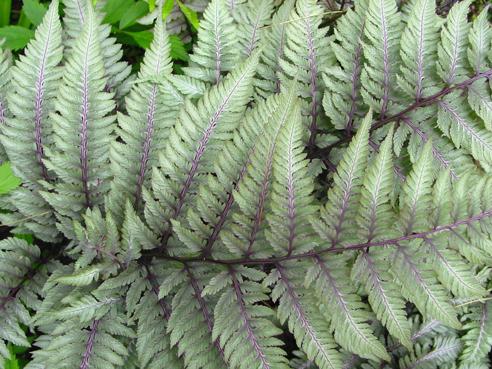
<box><xmin>1</xmin><ymin>1</ymin><xmax>492</xmax><ymax>369</ymax></box>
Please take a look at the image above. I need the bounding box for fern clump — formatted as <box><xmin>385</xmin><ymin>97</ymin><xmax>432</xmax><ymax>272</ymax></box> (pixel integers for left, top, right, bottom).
<box><xmin>1</xmin><ymin>1</ymin><xmax>492</xmax><ymax>368</ymax></box>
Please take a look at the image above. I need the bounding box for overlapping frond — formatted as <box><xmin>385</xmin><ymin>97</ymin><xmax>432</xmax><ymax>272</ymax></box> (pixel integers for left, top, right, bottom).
<box><xmin>219</xmin><ymin>84</ymin><xmax>301</xmax><ymax>258</ymax></box>
<box><xmin>206</xmin><ymin>266</ymin><xmax>289</xmax><ymax>369</ymax></box>
<box><xmin>0</xmin><ymin>238</ymin><xmax>45</xmax><ymax>366</ymax></box>
<box><xmin>144</xmin><ymin>51</ymin><xmax>259</xmax><ymax>252</ymax></box>
<box><xmin>108</xmin><ymin>18</ymin><xmax>180</xmax><ymax>224</ymax></box>
<box><xmin>172</xmin><ymin>89</ymin><xmax>289</xmax><ymax>257</ymax></box>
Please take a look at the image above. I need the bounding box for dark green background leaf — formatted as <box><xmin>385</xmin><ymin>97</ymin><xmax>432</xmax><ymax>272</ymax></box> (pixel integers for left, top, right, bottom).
<box><xmin>103</xmin><ymin>0</ymin><xmax>135</xmax><ymax>24</ymax></box>
<box><xmin>119</xmin><ymin>1</ymin><xmax>148</xmax><ymax>29</ymax></box>
<box><xmin>22</xmin><ymin>0</ymin><xmax>47</xmax><ymax>26</ymax></box>
<box><xmin>0</xmin><ymin>26</ymin><xmax>34</xmax><ymax>50</ymax></box>
<box><xmin>0</xmin><ymin>0</ymin><xmax>12</xmax><ymax>27</ymax></box>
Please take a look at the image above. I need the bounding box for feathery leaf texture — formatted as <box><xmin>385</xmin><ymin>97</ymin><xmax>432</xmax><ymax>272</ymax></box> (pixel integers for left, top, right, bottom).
<box><xmin>0</xmin><ymin>1</ymin><xmax>491</xmax><ymax>369</ymax></box>
<box><xmin>42</xmin><ymin>2</ymin><xmax>115</xmax><ymax>237</ymax></box>
<box><xmin>62</xmin><ymin>0</ymin><xmax>133</xmax><ymax>102</ymax></box>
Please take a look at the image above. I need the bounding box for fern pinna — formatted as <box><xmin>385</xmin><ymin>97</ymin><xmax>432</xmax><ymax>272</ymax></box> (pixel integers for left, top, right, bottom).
<box><xmin>0</xmin><ymin>0</ymin><xmax>492</xmax><ymax>368</ymax></box>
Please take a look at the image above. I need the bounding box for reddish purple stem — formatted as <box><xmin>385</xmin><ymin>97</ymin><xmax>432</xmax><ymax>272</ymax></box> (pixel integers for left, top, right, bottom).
<box><xmin>80</xmin><ymin>320</ymin><xmax>100</xmax><ymax>369</ymax></box>
<box><xmin>230</xmin><ymin>268</ymin><xmax>271</xmax><ymax>369</ymax></box>
<box><xmin>135</xmin><ymin>84</ymin><xmax>158</xmax><ymax>207</ymax></box>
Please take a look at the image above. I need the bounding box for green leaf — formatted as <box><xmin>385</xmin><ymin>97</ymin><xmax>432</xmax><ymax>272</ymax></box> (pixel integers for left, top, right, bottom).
<box><xmin>124</xmin><ymin>30</ymin><xmax>153</xmax><ymax>48</ymax></box>
<box><xmin>148</xmin><ymin>0</ymin><xmax>156</xmax><ymax>11</ymax></box>
<box><xmin>5</xmin><ymin>344</ymin><xmax>20</xmax><ymax>369</ymax></box>
<box><xmin>0</xmin><ymin>0</ymin><xmax>12</xmax><ymax>27</ymax></box>
<box><xmin>14</xmin><ymin>234</ymin><xmax>34</xmax><ymax>244</ymax></box>
<box><xmin>162</xmin><ymin>0</ymin><xmax>175</xmax><ymax>20</ymax></box>
<box><xmin>0</xmin><ymin>162</ymin><xmax>21</xmax><ymax>194</ymax></box>
<box><xmin>16</xmin><ymin>10</ymin><xmax>32</xmax><ymax>28</ymax></box>
<box><xmin>119</xmin><ymin>1</ymin><xmax>149</xmax><ymax>29</ymax></box>
<box><xmin>176</xmin><ymin>0</ymin><xmax>199</xmax><ymax>30</ymax></box>
<box><xmin>169</xmin><ymin>35</ymin><xmax>189</xmax><ymax>61</ymax></box>
<box><xmin>56</xmin><ymin>266</ymin><xmax>101</xmax><ymax>286</ymax></box>
<box><xmin>22</xmin><ymin>0</ymin><xmax>47</xmax><ymax>27</ymax></box>
<box><xmin>0</xmin><ymin>26</ymin><xmax>34</xmax><ymax>50</ymax></box>
<box><xmin>103</xmin><ymin>0</ymin><xmax>135</xmax><ymax>24</ymax></box>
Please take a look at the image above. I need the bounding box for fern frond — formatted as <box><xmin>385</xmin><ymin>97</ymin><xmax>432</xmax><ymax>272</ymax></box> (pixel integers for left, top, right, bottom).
<box><xmin>392</xmin><ymin>241</ymin><xmax>461</xmax><ymax>329</ymax></box>
<box><xmin>307</xmin><ymin>255</ymin><xmax>390</xmax><ymax>361</ymax></box>
<box><xmin>31</xmin><ymin>314</ymin><xmax>133</xmax><ymax>369</ymax></box>
<box><xmin>459</xmin><ymin>301</ymin><xmax>492</xmax><ymax>366</ymax></box>
<box><xmin>353</xmin><ymin>249</ymin><xmax>413</xmax><ymax>350</ymax></box>
<box><xmin>42</xmin><ymin>1</ymin><xmax>115</xmax><ymax>236</ymax></box>
<box><xmin>62</xmin><ymin>0</ymin><xmax>132</xmax><ymax>102</ymax></box>
<box><xmin>108</xmin><ymin>18</ymin><xmax>180</xmax><ymax>224</ymax></box>
<box><xmin>0</xmin><ymin>238</ymin><xmax>43</xmax><ymax>364</ymax></box>
<box><xmin>398</xmin><ymin>140</ymin><xmax>434</xmax><ymax>234</ymax></box>
<box><xmin>220</xmin><ymin>83</ymin><xmax>300</xmax><ymax>258</ymax></box>
<box><xmin>183</xmin><ymin>0</ymin><xmax>239</xmax><ymax>84</ymax></box>
<box><xmin>437</xmin><ymin>93</ymin><xmax>492</xmax><ymax>169</ymax></box>
<box><xmin>265</xmin><ymin>92</ymin><xmax>316</xmax><ymax>256</ymax></box>
<box><xmin>268</xmin><ymin>262</ymin><xmax>344</xmax><ymax>369</ymax></box>
<box><xmin>323</xmin><ymin>0</ymin><xmax>368</xmax><ymax>130</ymax></box>
<box><xmin>128</xmin><ymin>267</ymin><xmax>184</xmax><ymax>369</ymax></box>
<box><xmin>356</xmin><ymin>127</ymin><xmax>395</xmax><ymax>242</ymax></box>
<box><xmin>235</xmin><ymin>0</ymin><xmax>274</xmax><ymax>57</ymax></box>
<box><xmin>256</xmin><ymin>0</ymin><xmax>295</xmax><ymax>97</ymax></box>
<box><xmin>311</xmin><ymin>111</ymin><xmax>371</xmax><ymax>248</ymax></box>
<box><xmin>210</xmin><ymin>266</ymin><xmax>289</xmax><ymax>369</ymax></box>
<box><xmin>398</xmin><ymin>0</ymin><xmax>440</xmax><ymax>100</ymax></box>
<box><xmin>147</xmin><ymin>52</ymin><xmax>259</xmax><ymax>251</ymax></box>
<box><xmin>425</xmin><ymin>236</ymin><xmax>486</xmax><ymax>298</ymax></box>
<box><xmin>0</xmin><ymin>0</ymin><xmax>63</xmax><ymax>241</ymax></box>
<box><xmin>437</xmin><ymin>0</ymin><xmax>471</xmax><ymax>84</ymax></box>
<box><xmin>279</xmin><ymin>0</ymin><xmax>333</xmax><ymax>146</ymax></box>
<box><xmin>170</xmin><ymin>86</ymin><xmax>295</xmax><ymax>259</ymax></box>
<box><xmin>467</xmin><ymin>7</ymin><xmax>491</xmax><ymax>74</ymax></box>
<box><xmin>161</xmin><ymin>264</ymin><xmax>227</xmax><ymax>369</ymax></box>
<box><xmin>398</xmin><ymin>335</ymin><xmax>461</xmax><ymax>369</ymax></box>
<box><xmin>0</xmin><ymin>43</ymin><xmax>10</xmax><ymax>162</ymax></box>
<box><xmin>0</xmin><ymin>41</ymin><xmax>11</xmax><ymax>138</ymax></box>
<box><xmin>467</xmin><ymin>77</ymin><xmax>492</xmax><ymax>134</ymax></box>
<box><xmin>361</xmin><ymin>0</ymin><xmax>402</xmax><ymax>117</ymax></box>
